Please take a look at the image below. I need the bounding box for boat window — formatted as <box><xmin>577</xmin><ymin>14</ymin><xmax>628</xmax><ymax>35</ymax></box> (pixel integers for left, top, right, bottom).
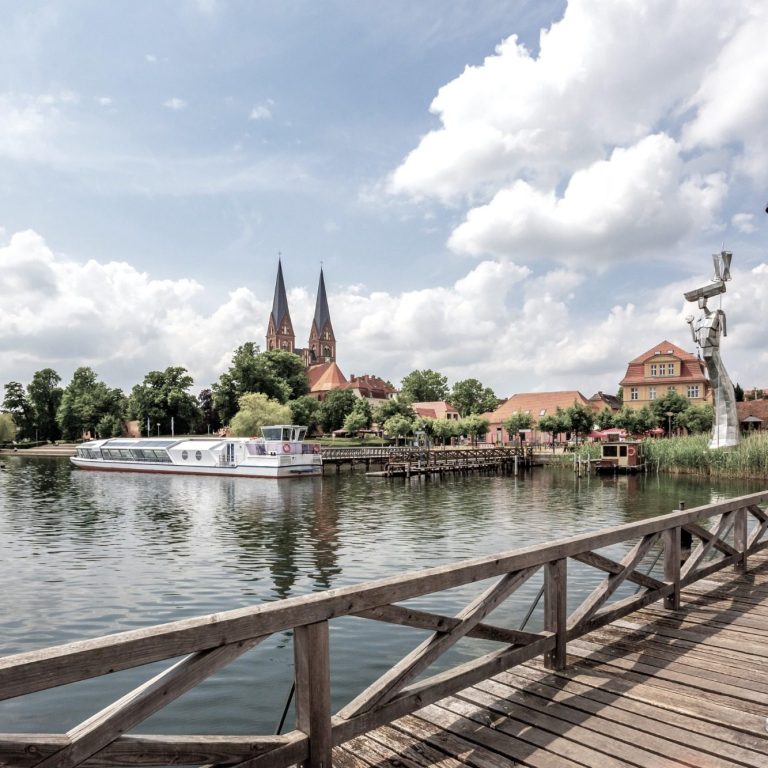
<box><xmin>181</xmin><ymin>450</ymin><xmax>188</xmax><ymax>461</ymax></box>
<box><xmin>296</xmin><ymin>427</ymin><xmax>307</xmax><ymax>441</ymax></box>
<box><xmin>261</xmin><ymin>427</ymin><xmax>281</xmax><ymax>441</ymax></box>
<box><xmin>195</xmin><ymin>451</ymin><xmax>202</xmax><ymax>461</ymax></box>
<box><xmin>282</xmin><ymin>427</ymin><xmax>292</xmax><ymax>441</ymax></box>
<box><xmin>603</xmin><ymin>445</ymin><xmax>618</xmax><ymax>457</ymax></box>
<box><xmin>620</xmin><ymin>446</ymin><xmax>628</xmax><ymax>457</ymax></box>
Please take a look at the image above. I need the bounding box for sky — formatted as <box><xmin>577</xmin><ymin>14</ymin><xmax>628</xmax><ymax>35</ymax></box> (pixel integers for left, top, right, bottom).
<box><xmin>1</xmin><ymin>0</ymin><xmax>767</xmax><ymax>400</ymax></box>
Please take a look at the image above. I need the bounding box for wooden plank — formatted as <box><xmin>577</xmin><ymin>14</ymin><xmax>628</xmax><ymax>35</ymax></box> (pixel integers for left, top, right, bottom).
<box><xmin>572</xmin><ymin>549</ymin><xmax>664</xmax><ymax>590</ymax></box>
<box><xmin>294</xmin><ymin>622</ymin><xmax>331</xmax><ymax>768</ymax></box>
<box><xmin>681</xmin><ymin>512</ymin><xmax>734</xmax><ymax>579</ymax></box>
<box><xmin>5</xmin><ymin>491</ymin><xmax>767</xmax><ymax>700</ymax></box>
<box><xmin>684</xmin><ymin>521</ymin><xmax>738</xmax><ymax>557</ymax></box>
<box><xmin>663</xmin><ymin>526</ymin><xmax>681</xmax><ymax>610</ymax></box>
<box><xmin>339</xmin><ymin>566</ymin><xmax>538</xmax><ymax>718</ymax></box>
<box><xmin>31</xmin><ymin>637</ymin><xmax>263</xmax><ymax>768</ymax></box>
<box><xmin>544</xmin><ymin>559</ymin><xmax>566</xmax><ymax>670</ymax></box>
<box><xmin>567</xmin><ymin>533</ymin><xmax>659</xmax><ymax>633</ymax></box>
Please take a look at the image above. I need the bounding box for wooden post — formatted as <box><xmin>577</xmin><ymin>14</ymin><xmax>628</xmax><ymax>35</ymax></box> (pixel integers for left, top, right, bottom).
<box><xmin>294</xmin><ymin>621</ymin><xmax>332</xmax><ymax>768</ymax></box>
<box><xmin>734</xmin><ymin>507</ymin><xmax>748</xmax><ymax>573</ymax></box>
<box><xmin>663</xmin><ymin>526</ymin><xmax>681</xmax><ymax>610</ymax></box>
<box><xmin>544</xmin><ymin>558</ymin><xmax>567</xmax><ymax>670</ymax></box>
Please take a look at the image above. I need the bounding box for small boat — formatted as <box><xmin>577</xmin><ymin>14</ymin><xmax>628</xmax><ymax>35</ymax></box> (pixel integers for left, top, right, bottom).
<box><xmin>594</xmin><ymin>440</ymin><xmax>646</xmax><ymax>475</ymax></box>
<box><xmin>70</xmin><ymin>425</ymin><xmax>322</xmax><ymax>479</ymax></box>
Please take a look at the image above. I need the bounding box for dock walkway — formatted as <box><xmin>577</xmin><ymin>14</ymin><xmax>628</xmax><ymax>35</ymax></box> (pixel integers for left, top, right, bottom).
<box><xmin>336</xmin><ymin>558</ymin><xmax>768</xmax><ymax>767</ymax></box>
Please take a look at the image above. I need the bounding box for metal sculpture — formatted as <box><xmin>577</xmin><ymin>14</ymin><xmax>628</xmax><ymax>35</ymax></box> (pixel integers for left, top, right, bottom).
<box><xmin>684</xmin><ymin>250</ymin><xmax>739</xmax><ymax>449</ymax></box>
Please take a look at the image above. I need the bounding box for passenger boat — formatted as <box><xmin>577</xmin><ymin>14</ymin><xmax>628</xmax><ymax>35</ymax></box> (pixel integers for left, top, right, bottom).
<box><xmin>594</xmin><ymin>440</ymin><xmax>646</xmax><ymax>475</ymax></box>
<box><xmin>70</xmin><ymin>425</ymin><xmax>322</xmax><ymax>479</ymax></box>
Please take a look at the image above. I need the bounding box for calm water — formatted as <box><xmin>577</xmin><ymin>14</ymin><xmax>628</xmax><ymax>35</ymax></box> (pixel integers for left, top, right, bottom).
<box><xmin>0</xmin><ymin>456</ymin><xmax>763</xmax><ymax>734</ymax></box>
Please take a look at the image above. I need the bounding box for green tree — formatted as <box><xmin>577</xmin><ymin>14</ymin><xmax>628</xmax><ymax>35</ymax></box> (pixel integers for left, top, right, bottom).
<box><xmin>502</xmin><ymin>412</ymin><xmax>533</xmax><ymax>445</ymax></box>
<box><xmin>343</xmin><ymin>410</ymin><xmax>368</xmax><ymax>435</ymax></box>
<box><xmin>449</xmin><ymin>378</ymin><xmax>497</xmax><ymax>417</ymax></box>
<box><xmin>566</xmin><ymin>402</ymin><xmax>594</xmax><ymax>438</ymax></box>
<box><xmin>677</xmin><ymin>403</ymin><xmax>714</xmax><ymax>434</ymax></box>
<box><xmin>383</xmin><ymin>415</ymin><xmax>414</xmax><ymax>445</ymax></box>
<box><xmin>0</xmin><ymin>412</ymin><xmax>16</xmax><ymax>443</ymax></box>
<box><xmin>432</xmin><ymin>417</ymin><xmax>460</xmax><ymax>446</ymax></box>
<box><xmin>318</xmin><ymin>389</ymin><xmax>358</xmax><ymax>433</ymax></box>
<box><xmin>2</xmin><ymin>381</ymin><xmax>34</xmax><ymax>440</ymax></box>
<box><xmin>538</xmin><ymin>408</ymin><xmax>570</xmax><ymax>448</ymax></box>
<box><xmin>288</xmin><ymin>395</ymin><xmax>321</xmax><ymax>434</ymax></box>
<box><xmin>57</xmin><ymin>368</ymin><xmax>125</xmax><ymax>440</ymax></box>
<box><xmin>260</xmin><ymin>349</ymin><xmax>309</xmax><ymax>401</ymax></box>
<box><xmin>635</xmin><ymin>405</ymin><xmax>659</xmax><ymax>434</ymax></box>
<box><xmin>213</xmin><ymin>342</ymin><xmax>297</xmax><ymax>423</ymax></box>
<box><xmin>651</xmin><ymin>391</ymin><xmax>690</xmax><ymax>434</ymax></box>
<box><xmin>734</xmin><ymin>383</ymin><xmax>744</xmax><ymax>402</ymax></box>
<box><xmin>230</xmin><ymin>393</ymin><xmax>292</xmax><ymax>436</ymax></box>
<box><xmin>373</xmin><ymin>397</ymin><xmax>413</xmax><ymax>425</ymax></box>
<box><xmin>96</xmin><ymin>413</ymin><xmax>124</xmax><ymax>439</ymax></box>
<box><xmin>129</xmin><ymin>367</ymin><xmax>201</xmax><ymax>436</ymax></box>
<box><xmin>595</xmin><ymin>408</ymin><xmax>615</xmax><ymax>430</ymax></box>
<box><xmin>27</xmin><ymin>368</ymin><xmax>63</xmax><ymax>442</ymax></box>
<box><xmin>197</xmin><ymin>388</ymin><xmax>221</xmax><ymax>433</ymax></box>
<box><xmin>460</xmin><ymin>414</ymin><xmax>490</xmax><ymax>446</ymax></box>
<box><xmin>399</xmin><ymin>369</ymin><xmax>448</xmax><ymax>403</ymax></box>
<box><xmin>613</xmin><ymin>406</ymin><xmax>639</xmax><ymax>434</ymax></box>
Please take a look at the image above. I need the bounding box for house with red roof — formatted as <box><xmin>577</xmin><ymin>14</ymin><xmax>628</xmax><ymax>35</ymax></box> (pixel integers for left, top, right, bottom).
<box><xmin>618</xmin><ymin>340</ymin><xmax>710</xmax><ymax>410</ymax></box>
<box><xmin>411</xmin><ymin>401</ymin><xmax>460</xmax><ymax>421</ymax></box>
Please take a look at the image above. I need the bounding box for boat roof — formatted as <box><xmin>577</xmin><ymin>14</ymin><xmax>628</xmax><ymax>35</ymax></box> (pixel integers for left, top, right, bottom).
<box><xmin>170</xmin><ymin>440</ymin><xmax>224</xmax><ymax>451</ymax></box>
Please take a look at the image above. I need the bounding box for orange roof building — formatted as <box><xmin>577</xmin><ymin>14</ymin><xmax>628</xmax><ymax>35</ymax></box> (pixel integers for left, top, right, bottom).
<box><xmin>307</xmin><ymin>362</ymin><xmax>348</xmax><ymax>400</ymax></box>
<box><xmin>618</xmin><ymin>340</ymin><xmax>710</xmax><ymax>410</ymax></box>
<box><xmin>411</xmin><ymin>401</ymin><xmax>460</xmax><ymax>421</ymax></box>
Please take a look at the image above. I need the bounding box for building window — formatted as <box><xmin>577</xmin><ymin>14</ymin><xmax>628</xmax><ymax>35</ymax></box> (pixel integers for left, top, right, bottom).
<box><xmin>668</xmin><ymin>363</ymin><xmax>676</xmax><ymax>375</ymax></box>
<box><xmin>630</xmin><ymin>387</ymin><xmax>639</xmax><ymax>401</ymax></box>
<box><xmin>687</xmin><ymin>385</ymin><xmax>700</xmax><ymax>398</ymax></box>
<box><xmin>667</xmin><ymin>385</ymin><xmax>676</xmax><ymax>392</ymax></box>
<box><xmin>658</xmin><ymin>363</ymin><xmax>666</xmax><ymax>376</ymax></box>
<box><xmin>650</xmin><ymin>364</ymin><xmax>657</xmax><ymax>376</ymax></box>
<box><xmin>539</xmin><ymin>409</ymin><xmax>546</xmax><ymax>416</ymax></box>
<box><xmin>649</xmin><ymin>387</ymin><xmax>656</xmax><ymax>401</ymax></box>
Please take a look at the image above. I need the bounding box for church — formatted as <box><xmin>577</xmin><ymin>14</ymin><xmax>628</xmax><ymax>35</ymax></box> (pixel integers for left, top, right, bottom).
<box><xmin>266</xmin><ymin>260</ymin><xmax>396</xmax><ymax>403</ymax></box>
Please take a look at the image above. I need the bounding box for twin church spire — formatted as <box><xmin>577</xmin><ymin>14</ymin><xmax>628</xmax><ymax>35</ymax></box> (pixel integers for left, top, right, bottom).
<box><xmin>266</xmin><ymin>259</ymin><xmax>336</xmax><ymax>366</ymax></box>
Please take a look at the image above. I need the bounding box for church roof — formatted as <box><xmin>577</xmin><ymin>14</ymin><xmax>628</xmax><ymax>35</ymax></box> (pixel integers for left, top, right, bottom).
<box><xmin>312</xmin><ymin>268</ymin><xmax>332</xmax><ymax>333</ymax></box>
<box><xmin>270</xmin><ymin>259</ymin><xmax>290</xmax><ymax>330</ymax></box>
<box><xmin>308</xmin><ymin>362</ymin><xmax>347</xmax><ymax>392</ymax></box>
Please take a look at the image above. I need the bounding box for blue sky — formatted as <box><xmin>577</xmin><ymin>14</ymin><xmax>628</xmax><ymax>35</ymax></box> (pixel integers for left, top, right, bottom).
<box><xmin>1</xmin><ymin>0</ymin><xmax>767</xmax><ymax>398</ymax></box>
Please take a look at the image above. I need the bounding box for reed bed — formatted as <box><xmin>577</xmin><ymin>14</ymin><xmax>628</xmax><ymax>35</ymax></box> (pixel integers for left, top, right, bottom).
<box><xmin>643</xmin><ymin>431</ymin><xmax>768</xmax><ymax>478</ymax></box>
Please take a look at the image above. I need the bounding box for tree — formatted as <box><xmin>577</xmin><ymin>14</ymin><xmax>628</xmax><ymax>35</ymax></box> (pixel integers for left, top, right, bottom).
<box><xmin>260</xmin><ymin>349</ymin><xmax>309</xmax><ymax>401</ymax></box>
<box><xmin>213</xmin><ymin>342</ymin><xmax>294</xmax><ymax>423</ymax></box>
<box><xmin>288</xmin><ymin>395</ymin><xmax>321</xmax><ymax>434</ymax></box>
<box><xmin>502</xmin><ymin>412</ymin><xmax>533</xmax><ymax>445</ymax></box>
<box><xmin>230</xmin><ymin>393</ymin><xmax>292</xmax><ymax>436</ymax></box>
<box><xmin>651</xmin><ymin>390</ymin><xmax>690</xmax><ymax>434</ymax></box>
<box><xmin>343</xmin><ymin>410</ymin><xmax>369</xmax><ymax>435</ymax></box>
<box><xmin>27</xmin><ymin>368</ymin><xmax>63</xmax><ymax>442</ymax></box>
<box><xmin>57</xmin><ymin>368</ymin><xmax>125</xmax><ymax>440</ymax></box>
<box><xmin>432</xmin><ymin>417</ymin><xmax>460</xmax><ymax>446</ymax></box>
<box><xmin>96</xmin><ymin>413</ymin><xmax>124</xmax><ymax>439</ymax></box>
<box><xmin>318</xmin><ymin>389</ymin><xmax>357</xmax><ymax>433</ymax></box>
<box><xmin>383</xmin><ymin>415</ymin><xmax>413</xmax><ymax>445</ymax></box>
<box><xmin>538</xmin><ymin>408</ymin><xmax>570</xmax><ymax>448</ymax></box>
<box><xmin>2</xmin><ymin>382</ymin><xmax>34</xmax><ymax>440</ymax></box>
<box><xmin>0</xmin><ymin>412</ymin><xmax>16</xmax><ymax>443</ymax></box>
<box><xmin>129</xmin><ymin>367</ymin><xmax>201</xmax><ymax>436</ymax></box>
<box><xmin>449</xmin><ymin>379</ymin><xmax>497</xmax><ymax>417</ymax></box>
<box><xmin>373</xmin><ymin>397</ymin><xmax>413</xmax><ymax>425</ymax></box>
<box><xmin>677</xmin><ymin>403</ymin><xmax>714</xmax><ymax>434</ymax></box>
<box><xmin>734</xmin><ymin>383</ymin><xmax>744</xmax><ymax>402</ymax></box>
<box><xmin>566</xmin><ymin>402</ymin><xmax>594</xmax><ymax>439</ymax></box>
<box><xmin>595</xmin><ymin>408</ymin><xmax>615</xmax><ymax>430</ymax></box>
<box><xmin>348</xmin><ymin>397</ymin><xmax>373</xmax><ymax>429</ymax></box>
<box><xmin>613</xmin><ymin>406</ymin><xmax>639</xmax><ymax>434</ymax></box>
<box><xmin>460</xmin><ymin>415</ymin><xmax>490</xmax><ymax>446</ymax></box>
<box><xmin>197</xmin><ymin>388</ymin><xmax>221</xmax><ymax>434</ymax></box>
<box><xmin>399</xmin><ymin>369</ymin><xmax>448</xmax><ymax>403</ymax></box>
<box><xmin>635</xmin><ymin>405</ymin><xmax>659</xmax><ymax>434</ymax></box>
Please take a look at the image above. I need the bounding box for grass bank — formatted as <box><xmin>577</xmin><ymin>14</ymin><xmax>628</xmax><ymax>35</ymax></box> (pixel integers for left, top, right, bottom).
<box><xmin>643</xmin><ymin>431</ymin><xmax>768</xmax><ymax>478</ymax></box>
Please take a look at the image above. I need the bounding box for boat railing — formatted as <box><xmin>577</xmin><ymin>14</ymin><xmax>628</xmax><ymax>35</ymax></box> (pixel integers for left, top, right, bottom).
<box><xmin>2</xmin><ymin>490</ymin><xmax>767</xmax><ymax>768</ymax></box>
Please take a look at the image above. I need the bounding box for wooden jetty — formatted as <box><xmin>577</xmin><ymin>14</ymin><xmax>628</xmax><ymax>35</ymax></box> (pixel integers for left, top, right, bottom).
<box><xmin>1</xmin><ymin>491</ymin><xmax>768</xmax><ymax>767</ymax></box>
<box><xmin>321</xmin><ymin>446</ymin><xmax>533</xmax><ymax>477</ymax></box>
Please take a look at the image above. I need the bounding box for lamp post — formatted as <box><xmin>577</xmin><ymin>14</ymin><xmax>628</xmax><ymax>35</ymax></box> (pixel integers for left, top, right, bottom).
<box><xmin>666</xmin><ymin>411</ymin><xmax>674</xmax><ymax>437</ymax></box>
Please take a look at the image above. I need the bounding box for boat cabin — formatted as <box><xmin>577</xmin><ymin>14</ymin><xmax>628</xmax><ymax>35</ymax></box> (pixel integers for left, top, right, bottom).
<box><xmin>595</xmin><ymin>440</ymin><xmax>645</xmax><ymax>474</ymax></box>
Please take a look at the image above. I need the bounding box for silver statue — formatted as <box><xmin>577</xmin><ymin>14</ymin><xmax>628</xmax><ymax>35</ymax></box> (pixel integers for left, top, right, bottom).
<box><xmin>684</xmin><ymin>250</ymin><xmax>739</xmax><ymax>449</ymax></box>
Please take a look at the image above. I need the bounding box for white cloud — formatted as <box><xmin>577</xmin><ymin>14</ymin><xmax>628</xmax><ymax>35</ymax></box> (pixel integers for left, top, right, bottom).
<box><xmin>249</xmin><ymin>101</ymin><xmax>274</xmax><ymax>121</ymax></box>
<box><xmin>0</xmin><ymin>91</ymin><xmax>77</xmax><ymax>161</ymax></box>
<box><xmin>145</xmin><ymin>54</ymin><xmax>157</xmax><ymax>63</ymax></box>
<box><xmin>731</xmin><ymin>213</ymin><xmax>756</xmax><ymax>234</ymax></box>
<box><xmin>96</xmin><ymin>96</ymin><xmax>113</xmax><ymax>107</ymax></box>
<box><xmin>163</xmin><ymin>97</ymin><xmax>187</xmax><ymax>111</ymax></box>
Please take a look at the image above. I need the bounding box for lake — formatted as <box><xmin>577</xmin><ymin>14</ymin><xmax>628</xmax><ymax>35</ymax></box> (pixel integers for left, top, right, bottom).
<box><xmin>0</xmin><ymin>456</ymin><xmax>763</xmax><ymax>734</ymax></box>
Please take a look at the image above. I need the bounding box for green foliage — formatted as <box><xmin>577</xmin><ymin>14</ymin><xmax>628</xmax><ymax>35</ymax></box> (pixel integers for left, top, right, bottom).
<box><xmin>96</xmin><ymin>413</ymin><xmax>124</xmax><ymax>439</ymax></box>
<box><xmin>734</xmin><ymin>383</ymin><xmax>744</xmax><ymax>402</ymax></box>
<box><xmin>538</xmin><ymin>408</ymin><xmax>570</xmax><ymax>442</ymax></box>
<box><xmin>129</xmin><ymin>366</ymin><xmax>201</xmax><ymax>435</ymax></box>
<box><xmin>449</xmin><ymin>378</ymin><xmax>497</xmax><ymax>417</ymax></box>
<box><xmin>595</xmin><ymin>408</ymin><xmax>615</xmax><ymax>430</ymax></box>
<box><xmin>213</xmin><ymin>343</ymin><xmax>308</xmax><ymax>423</ymax></box>
<box><xmin>373</xmin><ymin>397</ymin><xmax>413</xmax><ymax>425</ymax></box>
<box><xmin>613</xmin><ymin>406</ymin><xmax>639</xmax><ymax>433</ymax></box>
<box><xmin>650</xmin><ymin>390</ymin><xmax>690</xmax><ymax>429</ymax></box>
<box><xmin>343</xmin><ymin>410</ymin><xmax>369</xmax><ymax>435</ymax></box>
<box><xmin>57</xmin><ymin>367</ymin><xmax>125</xmax><ymax>440</ymax></box>
<box><xmin>383</xmin><ymin>415</ymin><xmax>413</xmax><ymax>443</ymax></box>
<box><xmin>432</xmin><ymin>417</ymin><xmax>460</xmax><ymax>445</ymax></box>
<box><xmin>318</xmin><ymin>388</ymin><xmax>357</xmax><ymax>433</ymax></box>
<box><xmin>566</xmin><ymin>402</ymin><xmax>594</xmax><ymax>437</ymax></box>
<box><xmin>0</xmin><ymin>412</ymin><xmax>16</xmax><ymax>443</ymax></box>
<box><xmin>288</xmin><ymin>395</ymin><xmax>321</xmax><ymax>434</ymax></box>
<box><xmin>230</xmin><ymin>393</ymin><xmax>292</xmax><ymax>436</ymax></box>
<box><xmin>2</xmin><ymin>381</ymin><xmax>34</xmax><ymax>439</ymax></box>
<box><xmin>502</xmin><ymin>412</ymin><xmax>533</xmax><ymax>443</ymax></box>
<box><xmin>676</xmin><ymin>403</ymin><xmax>714</xmax><ymax>434</ymax></box>
<box><xmin>27</xmin><ymin>368</ymin><xmax>63</xmax><ymax>442</ymax></box>
<box><xmin>197</xmin><ymin>388</ymin><xmax>221</xmax><ymax>433</ymax></box>
<box><xmin>460</xmin><ymin>414</ymin><xmax>490</xmax><ymax>445</ymax></box>
<box><xmin>399</xmin><ymin>369</ymin><xmax>448</xmax><ymax>403</ymax></box>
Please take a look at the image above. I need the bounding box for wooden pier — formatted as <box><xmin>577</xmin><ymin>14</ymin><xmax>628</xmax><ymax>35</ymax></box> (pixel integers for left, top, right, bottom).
<box><xmin>321</xmin><ymin>446</ymin><xmax>533</xmax><ymax>477</ymax></box>
<box><xmin>1</xmin><ymin>491</ymin><xmax>768</xmax><ymax>767</ymax></box>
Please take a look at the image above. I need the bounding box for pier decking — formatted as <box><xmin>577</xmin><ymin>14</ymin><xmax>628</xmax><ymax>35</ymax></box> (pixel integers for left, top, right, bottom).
<box><xmin>1</xmin><ymin>491</ymin><xmax>767</xmax><ymax>768</ymax></box>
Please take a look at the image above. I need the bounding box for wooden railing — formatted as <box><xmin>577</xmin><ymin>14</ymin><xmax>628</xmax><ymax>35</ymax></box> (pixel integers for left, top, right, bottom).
<box><xmin>2</xmin><ymin>490</ymin><xmax>767</xmax><ymax>768</ymax></box>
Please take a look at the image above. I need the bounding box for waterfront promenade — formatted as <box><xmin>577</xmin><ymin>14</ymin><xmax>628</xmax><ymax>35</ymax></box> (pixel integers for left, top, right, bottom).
<box><xmin>1</xmin><ymin>491</ymin><xmax>767</xmax><ymax>767</ymax></box>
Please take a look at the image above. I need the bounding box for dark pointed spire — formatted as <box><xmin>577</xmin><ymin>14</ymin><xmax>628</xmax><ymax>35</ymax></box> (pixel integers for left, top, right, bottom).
<box><xmin>271</xmin><ymin>258</ymin><xmax>290</xmax><ymax>330</ymax></box>
<box><xmin>313</xmin><ymin>267</ymin><xmax>331</xmax><ymax>333</ymax></box>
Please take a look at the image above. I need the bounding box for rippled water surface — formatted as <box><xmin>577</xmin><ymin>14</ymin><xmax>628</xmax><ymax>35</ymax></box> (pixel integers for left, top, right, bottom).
<box><xmin>0</xmin><ymin>456</ymin><xmax>763</xmax><ymax>733</ymax></box>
